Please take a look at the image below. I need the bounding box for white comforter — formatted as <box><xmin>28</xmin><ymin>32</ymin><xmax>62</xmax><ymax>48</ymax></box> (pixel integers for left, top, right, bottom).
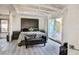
<box><xmin>18</xmin><ymin>31</ymin><xmax>47</xmax><ymax>43</ymax></box>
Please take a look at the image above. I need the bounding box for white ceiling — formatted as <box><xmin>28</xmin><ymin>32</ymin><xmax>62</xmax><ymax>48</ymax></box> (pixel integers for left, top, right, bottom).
<box><xmin>0</xmin><ymin>4</ymin><xmax>67</xmax><ymax>17</ymax></box>
<box><xmin>13</xmin><ymin>4</ymin><xmax>66</xmax><ymax>12</ymax></box>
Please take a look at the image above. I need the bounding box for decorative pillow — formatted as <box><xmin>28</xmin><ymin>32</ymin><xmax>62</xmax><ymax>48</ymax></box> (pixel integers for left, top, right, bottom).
<box><xmin>29</xmin><ymin>27</ymin><xmax>33</xmax><ymax>31</ymax></box>
<box><xmin>22</xmin><ymin>28</ymin><xmax>29</xmax><ymax>32</ymax></box>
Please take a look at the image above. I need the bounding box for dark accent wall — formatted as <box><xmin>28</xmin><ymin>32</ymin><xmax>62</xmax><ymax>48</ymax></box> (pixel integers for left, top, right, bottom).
<box><xmin>21</xmin><ymin>18</ymin><xmax>39</xmax><ymax>29</ymax></box>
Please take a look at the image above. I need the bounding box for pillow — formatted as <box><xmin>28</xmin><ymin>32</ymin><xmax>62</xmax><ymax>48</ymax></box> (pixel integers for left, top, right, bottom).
<box><xmin>29</xmin><ymin>27</ymin><xmax>33</xmax><ymax>31</ymax></box>
<box><xmin>22</xmin><ymin>28</ymin><xmax>29</xmax><ymax>32</ymax></box>
<box><xmin>33</xmin><ymin>28</ymin><xmax>39</xmax><ymax>31</ymax></box>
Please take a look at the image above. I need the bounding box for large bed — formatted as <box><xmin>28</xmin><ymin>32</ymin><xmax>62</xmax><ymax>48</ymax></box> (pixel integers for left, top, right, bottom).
<box><xmin>18</xmin><ymin>31</ymin><xmax>47</xmax><ymax>48</ymax></box>
<box><xmin>18</xmin><ymin>31</ymin><xmax>47</xmax><ymax>43</ymax></box>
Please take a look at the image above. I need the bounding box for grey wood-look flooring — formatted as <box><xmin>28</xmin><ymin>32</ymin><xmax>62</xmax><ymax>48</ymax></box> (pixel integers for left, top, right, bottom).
<box><xmin>0</xmin><ymin>39</ymin><xmax>61</xmax><ymax>55</ymax></box>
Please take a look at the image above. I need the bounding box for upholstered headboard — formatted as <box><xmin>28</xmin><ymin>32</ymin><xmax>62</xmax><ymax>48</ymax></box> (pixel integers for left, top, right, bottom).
<box><xmin>21</xmin><ymin>18</ymin><xmax>39</xmax><ymax>29</ymax></box>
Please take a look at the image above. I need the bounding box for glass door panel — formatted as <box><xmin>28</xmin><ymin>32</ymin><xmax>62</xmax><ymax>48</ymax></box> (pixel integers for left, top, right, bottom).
<box><xmin>48</xmin><ymin>18</ymin><xmax>62</xmax><ymax>43</ymax></box>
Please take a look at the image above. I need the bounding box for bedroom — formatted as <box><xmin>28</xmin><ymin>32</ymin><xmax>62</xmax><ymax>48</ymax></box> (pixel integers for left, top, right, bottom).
<box><xmin>0</xmin><ymin>4</ymin><xmax>66</xmax><ymax>55</ymax></box>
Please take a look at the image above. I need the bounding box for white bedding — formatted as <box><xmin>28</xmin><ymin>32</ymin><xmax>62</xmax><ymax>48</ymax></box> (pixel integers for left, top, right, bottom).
<box><xmin>18</xmin><ymin>31</ymin><xmax>47</xmax><ymax>43</ymax></box>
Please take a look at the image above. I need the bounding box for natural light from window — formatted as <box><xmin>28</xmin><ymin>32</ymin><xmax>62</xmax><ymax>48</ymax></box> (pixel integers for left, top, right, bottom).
<box><xmin>1</xmin><ymin>20</ymin><xmax>8</xmax><ymax>32</ymax></box>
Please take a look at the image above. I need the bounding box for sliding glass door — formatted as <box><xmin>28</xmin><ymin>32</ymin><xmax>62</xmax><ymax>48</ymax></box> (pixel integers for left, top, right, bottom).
<box><xmin>48</xmin><ymin>18</ymin><xmax>62</xmax><ymax>43</ymax></box>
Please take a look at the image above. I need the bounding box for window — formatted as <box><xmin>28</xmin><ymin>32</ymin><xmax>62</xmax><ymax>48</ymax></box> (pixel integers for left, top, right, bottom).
<box><xmin>0</xmin><ymin>20</ymin><xmax>8</xmax><ymax>32</ymax></box>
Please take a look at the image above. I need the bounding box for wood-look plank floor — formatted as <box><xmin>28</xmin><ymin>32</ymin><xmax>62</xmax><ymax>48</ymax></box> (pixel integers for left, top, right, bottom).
<box><xmin>0</xmin><ymin>39</ymin><xmax>61</xmax><ymax>55</ymax></box>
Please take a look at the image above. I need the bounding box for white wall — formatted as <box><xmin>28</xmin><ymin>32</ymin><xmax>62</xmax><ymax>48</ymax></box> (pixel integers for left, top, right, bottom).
<box><xmin>63</xmin><ymin>5</ymin><xmax>79</xmax><ymax>55</ymax></box>
<box><xmin>9</xmin><ymin>12</ymin><xmax>13</xmax><ymax>42</ymax></box>
<box><xmin>39</xmin><ymin>17</ymin><xmax>48</xmax><ymax>32</ymax></box>
<box><xmin>0</xmin><ymin>15</ymin><xmax>9</xmax><ymax>19</ymax></box>
<box><xmin>62</xmin><ymin>8</ymin><xmax>68</xmax><ymax>43</ymax></box>
<box><xmin>12</xmin><ymin>14</ymin><xmax>21</xmax><ymax>31</ymax></box>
